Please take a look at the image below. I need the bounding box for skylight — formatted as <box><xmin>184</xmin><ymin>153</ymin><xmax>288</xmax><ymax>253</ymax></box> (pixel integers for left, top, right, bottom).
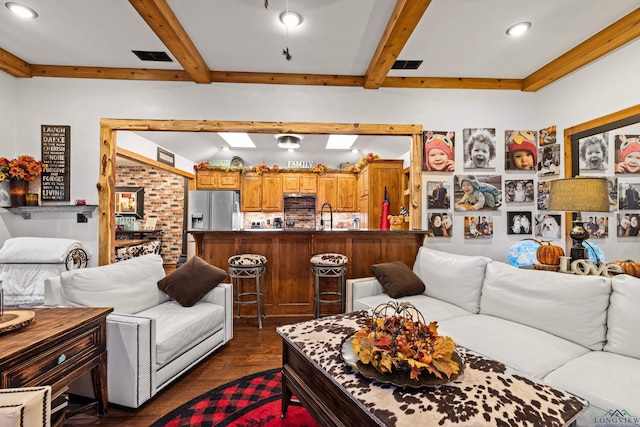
<box><xmin>326</xmin><ymin>135</ymin><xmax>358</xmax><ymax>150</ymax></box>
<box><xmin>218</xmin><ymin>133</ymin><xmax>256</xmax><ymax>148</ymax></box>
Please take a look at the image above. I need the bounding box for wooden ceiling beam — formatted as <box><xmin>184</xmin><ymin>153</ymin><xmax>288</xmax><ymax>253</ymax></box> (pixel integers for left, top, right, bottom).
<box><xmin>210</xmin><ymin>71</ymin><xmax>364</xmax><ymax>87</ymax></box>
<box><xmin>363</xmin><ymin>0</ymin><xmax>432</xmax><ymax>90</ymax></box>
<box><xmin>523</xmin><ymin>7</ymin><xmax>640</xmax><ymax>92</ymax></box>
<box><xmin>0</xmin><ymin>47</ymin><xmax>31</xmax><ymax>78</ymax></box>
<box><xmin>382</xmin><ymin>77</ymin><xmax>523</xmax><ymax>90</ymax></box>
<box><xmin>30</xmin><ymin>65</ymin><xmax>193</xmax><ymax>81</ymax></box>
<box><xmin>128</xmin><ymin>0</ymin><xmax>211</xmax><ymax>83</ymax></box>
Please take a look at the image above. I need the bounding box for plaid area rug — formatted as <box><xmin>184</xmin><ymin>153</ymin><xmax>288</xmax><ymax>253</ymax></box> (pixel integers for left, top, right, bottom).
<box><xmin>151</xmin><ymin>368</ymin><xmax>318</xmax><ymax>427</ymax></box>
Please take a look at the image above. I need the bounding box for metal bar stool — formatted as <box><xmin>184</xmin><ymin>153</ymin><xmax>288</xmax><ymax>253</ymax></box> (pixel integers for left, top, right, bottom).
<box><xmin>228</xmin><ymin>254</ymin><xmax>267</xmax><ymax>329</ymax></box>
<box><xmin>310</xmin><ymin>253</ymin><xmax>348</xmax><ymax>318</ymax></box>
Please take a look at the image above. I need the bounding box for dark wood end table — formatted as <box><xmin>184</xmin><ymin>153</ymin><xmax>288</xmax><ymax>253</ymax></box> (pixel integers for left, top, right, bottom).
<box><xmin>0</xmin><ymin>307</ymin><xmax>113</xmax><ymax>419</ymax></box>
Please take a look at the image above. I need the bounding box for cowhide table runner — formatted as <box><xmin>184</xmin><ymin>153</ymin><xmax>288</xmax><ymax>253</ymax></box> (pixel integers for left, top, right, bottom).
<box><xmin>277</xmin><ymin>311</ymin><xmax>588</xmax><ymax>427</ymax></box>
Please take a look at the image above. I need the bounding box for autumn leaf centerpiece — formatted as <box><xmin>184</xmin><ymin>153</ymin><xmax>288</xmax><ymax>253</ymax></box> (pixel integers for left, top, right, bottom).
<box><xmin>352</xmin><ymin>302</ymin><xmax>461</xmax><ymax>381</ymax></box>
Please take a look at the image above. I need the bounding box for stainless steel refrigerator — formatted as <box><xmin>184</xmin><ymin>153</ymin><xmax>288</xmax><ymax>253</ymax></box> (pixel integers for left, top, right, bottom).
<box><xmin>187</xmin><ymin>190</ymin><xmax>242</xmax><ymax>231</ymax></box>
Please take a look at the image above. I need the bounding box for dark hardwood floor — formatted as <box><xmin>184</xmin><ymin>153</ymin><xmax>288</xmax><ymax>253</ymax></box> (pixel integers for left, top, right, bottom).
<box><xmin>64</xmin><ymin>315</ymin><xmax>311</xmax><ymax>426</ymax></box>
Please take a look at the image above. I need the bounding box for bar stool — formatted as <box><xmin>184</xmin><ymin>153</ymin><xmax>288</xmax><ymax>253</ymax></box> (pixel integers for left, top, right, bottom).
<box><xmin>228</xmin><ymin>254</ymin><xmax>267</xmax><ymax>329</ymax></box>
<box><xmin>310</xmin><ymin>253</ymin><xmax>348</xmax><ymax>318</ymax></box>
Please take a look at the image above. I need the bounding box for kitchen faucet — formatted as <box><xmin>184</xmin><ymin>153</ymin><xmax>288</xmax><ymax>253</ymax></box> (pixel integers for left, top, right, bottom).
<box><xmin>320</xmin><ymin>202</ymin><xmax>333</xmax><ymax>230</ymax></box>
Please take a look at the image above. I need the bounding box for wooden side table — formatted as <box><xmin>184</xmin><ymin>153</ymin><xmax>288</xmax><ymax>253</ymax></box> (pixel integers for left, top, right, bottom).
<box><xmin>0</xmin><ymin>307</ymin><xmax>113</xmax><ymax>423</ymax></box>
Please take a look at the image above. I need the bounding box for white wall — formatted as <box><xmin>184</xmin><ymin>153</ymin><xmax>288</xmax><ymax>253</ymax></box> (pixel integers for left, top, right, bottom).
<box><xmin>2</xmin><ymin>38</ymin><xmax>639</xmax><ymax>264</ymax></box>
<box><xmin>118</xmin><ymin>131</ymin><xmax>195</xmax><ymax>173</ymax></box>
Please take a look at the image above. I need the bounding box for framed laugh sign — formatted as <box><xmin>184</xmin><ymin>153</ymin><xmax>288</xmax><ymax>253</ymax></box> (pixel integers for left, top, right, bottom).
<box><xmin>40</xmin><ymin>125</ymin><xmax>70</xmax><ymax>202</ymax></box>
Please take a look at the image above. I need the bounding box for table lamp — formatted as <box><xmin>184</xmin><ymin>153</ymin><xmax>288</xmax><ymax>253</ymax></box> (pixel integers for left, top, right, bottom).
<box><xmin>547</xmin><ymin>177</ymin><xmax>609</xmax><ymax>263</ymax></box>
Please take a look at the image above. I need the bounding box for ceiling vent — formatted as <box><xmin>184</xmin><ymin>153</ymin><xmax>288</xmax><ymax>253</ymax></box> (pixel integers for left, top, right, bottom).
<box><xmin>132</xmin><ymin>50</ymin><xmax>173</xmax><ymax>62</ymax></box>
<box><xmin>391</xmin><ymin>60</ymin><xmax>423</xmax><ymax>70</ymax></box>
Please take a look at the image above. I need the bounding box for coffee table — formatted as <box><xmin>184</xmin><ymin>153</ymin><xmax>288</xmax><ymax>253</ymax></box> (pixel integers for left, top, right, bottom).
<box><xmin>278</xmin><ymin>311</ymin><xmax>588</xmax><ymax>427</ymax></box>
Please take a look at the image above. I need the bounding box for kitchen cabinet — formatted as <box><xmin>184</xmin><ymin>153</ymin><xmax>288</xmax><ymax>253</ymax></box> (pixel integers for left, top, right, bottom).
<box><xmin>357</xmin><ymin>160</ymin><xmax>404</xmax><ymax>228</ymax></box>
<box><xmin>283</xmin><ymin>173</ymin><xmax>317</xmax><ymax>194</ymax></box>
<box><xmin>336</xmin><ymin>174</ymin><xmax>357</xmax><ymax>211</ymax></box>
<box><xmin>317</xmin><ymin>172</ymin><xmax>357</xmax><ymax>212</ymax></box>
<box><xmin>241</xmin><ymin>172</ymin><xmax>283</xmax><ymax>212</ymax></box>
<box><xmin>196</xmin><ymin>170</ymin><xmax>240</xmax><ymax>190</ymax></box>
<box><xmin>240</xmin><ymin>172</ymin><xmax>262</xmax><ymax>211</ymax></box>
<box><xmin>262</xmin><ymin>173</ymin><xmax>283</xmax><ymax>211</ymax></box>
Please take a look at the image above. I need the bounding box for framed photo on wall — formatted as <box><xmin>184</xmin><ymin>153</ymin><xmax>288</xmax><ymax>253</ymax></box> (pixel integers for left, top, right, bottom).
<box><xmin>116</xmin><ymin>186</ymin><xmax>144</xmax><ymax>218</ymax></box>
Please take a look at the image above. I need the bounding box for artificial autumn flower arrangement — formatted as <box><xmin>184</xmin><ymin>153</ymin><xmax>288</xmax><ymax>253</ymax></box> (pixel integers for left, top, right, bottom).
<box><xmin>352</xmin><ymin>303</ymin><xmax>461</xmax><ymax>381</ymax></box>
<box><xmin>3</xmin><ymin>155</ymin><xmax>46</xmax><ymax>181</ymax></box>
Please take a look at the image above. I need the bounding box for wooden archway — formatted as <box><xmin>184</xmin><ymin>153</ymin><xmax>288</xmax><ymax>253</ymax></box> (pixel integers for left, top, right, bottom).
<box><xmin>98</xmin><ymin>119</ymin><xmax>424</xmax><ymax>265</ymax></box>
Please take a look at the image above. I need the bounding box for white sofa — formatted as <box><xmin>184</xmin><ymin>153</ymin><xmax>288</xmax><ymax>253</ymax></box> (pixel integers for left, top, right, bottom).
<box><xmin>347</xmin><ymin>246</ymin><xmax>640</xmax><ymax>427</ymax></box>
<box><xmin>44</xmin><ymin>253</ymin><xmax>233</xmax><ymax>409</ymax></box>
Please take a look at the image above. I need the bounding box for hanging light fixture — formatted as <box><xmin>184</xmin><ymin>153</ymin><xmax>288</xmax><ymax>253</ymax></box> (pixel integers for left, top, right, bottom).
<box><xmin>279</xmin><ymin>0</ymin><xmax>302</xmax><ymax>61</ymax></box>
<box><xmin>276</xmin><ymin>134</ymin><xmax>302</xmax><ymax>149</ymax></box>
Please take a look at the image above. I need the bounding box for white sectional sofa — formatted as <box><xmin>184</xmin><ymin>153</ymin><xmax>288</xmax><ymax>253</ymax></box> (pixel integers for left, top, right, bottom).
<box><xmin>347</xmin><ymin>246</ymin><xmax>640</xmax><ymax>427</ymax></box>
<box><xmin>44</xmin><ymin>253</ymin><xmax>233</xmax><ymax>409</ymax></box>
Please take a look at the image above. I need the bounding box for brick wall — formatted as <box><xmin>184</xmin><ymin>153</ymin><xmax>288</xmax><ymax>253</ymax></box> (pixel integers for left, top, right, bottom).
<box><xmin>116</xmin><ymin>165</ymin><xmax>185</xmax><ymax>264</ymax></box>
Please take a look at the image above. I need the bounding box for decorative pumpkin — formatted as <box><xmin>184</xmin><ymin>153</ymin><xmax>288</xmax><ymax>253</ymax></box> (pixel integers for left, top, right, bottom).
<box><xmin>525</xmin><ymin>238</ymin><xmax>565</xmax><ymax>266</ymax></box>
<box><xmin>610</xmin><ymin>260</ymin><xmax>640</xmax><ymax>278</ymax></box>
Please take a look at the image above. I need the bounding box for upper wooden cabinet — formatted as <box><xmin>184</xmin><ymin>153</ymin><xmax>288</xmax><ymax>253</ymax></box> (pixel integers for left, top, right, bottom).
<box><xmin>317</xmin><ymin>172</ymin><xmax>357</xmax><ymax>212</ymax></box>
<box><xmin>357</xmin><ymin>160</ymin><xmax>404</xmax><ymax>228</ymax></box>
<box><xmin>196</xmin><ymin>170</ymin><xmax>240</xmax><ymax>190</ymax></box>
<box><xmin>241</xmin><ymin>172</ymin><xmax>262</xmax><ymax>212</ymax></box>
<box><xmin>262</xmin><ymin>173</ymin><xmax>283</xmax><ymax>211</ymax></box>
<box><xmin>240</xmin><ymin>172</ymin><xmax>283</xmax><ymax>212</ymax></box>
<box><xmin>357</xmin><ymin>166</ymin><xmax>369</xmax><ymax>197</ymax></box>
<box><xmin>283</xmin><ymin>173</ymin><xmax>317</xmax><ymax>194</ymax></box>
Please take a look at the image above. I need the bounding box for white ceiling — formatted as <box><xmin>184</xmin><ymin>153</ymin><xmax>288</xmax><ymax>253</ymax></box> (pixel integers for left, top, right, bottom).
<box><xmin>1</xmin><ymin>0</ymin><xmax>638</xmax><ymax>166</ymax></box>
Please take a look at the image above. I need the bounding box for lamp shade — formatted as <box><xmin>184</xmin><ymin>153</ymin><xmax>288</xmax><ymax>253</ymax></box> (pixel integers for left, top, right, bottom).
<box><xmin>547</xmin><ymin>177</ymin><xmax>609</xmax><ymax>212</ymax></box>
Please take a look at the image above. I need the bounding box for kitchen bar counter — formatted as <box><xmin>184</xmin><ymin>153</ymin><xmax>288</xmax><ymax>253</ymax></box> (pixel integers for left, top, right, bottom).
<box><xmin>192</xmin><ymin>229</ymin><xmax>428</xmax><ymax>317</ymax></box>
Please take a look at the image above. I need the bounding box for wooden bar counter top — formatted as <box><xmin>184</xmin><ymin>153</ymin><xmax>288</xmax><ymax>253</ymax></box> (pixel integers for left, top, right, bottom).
<box><xmin>192</xmin><ymin>229</ymin><xmax>428</xmax><ymax>317</ymax></box>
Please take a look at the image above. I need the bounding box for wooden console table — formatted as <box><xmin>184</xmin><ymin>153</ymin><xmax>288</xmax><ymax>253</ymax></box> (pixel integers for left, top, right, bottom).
<box><xmin>278</xmin><ymin>312</ymin><xmax>587</xmax><ymax>427</ymax></box>
<box><xmin>0</xmin><ymin>307</ymin><xmax>112</xmax><ymax>422</ymax></box>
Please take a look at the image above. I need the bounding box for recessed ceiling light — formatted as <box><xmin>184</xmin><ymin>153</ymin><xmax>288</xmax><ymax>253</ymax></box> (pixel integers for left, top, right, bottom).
<box><xmin>222</xmin><ymin>146</ymin><xmax>230</xmax><ymax>151</ymax></box>
<box><xmin>351</xmin><ymin>149</ymin><xmax>359</xmax><ymax>154</ymax></box>
<box><xmin>5</xmin><ymin>2</ymin><xmax>38</xmax><ymax>19</ymax></box>
<box><xmin>279</xmin><ymin>11</ymin><xmax>302</xmax><ymax>27</ymax></box>
<box><xmin>326</xmin><ymin>135</ymin><xmax>358</xmax><ymax>150</ymax></box>
<box><xmin>218</xmin><ymin>133</ymin><xmax>255</xmax><ymax>148</ymax></box>
<box><xmin>506</xmin><ymin>21</ymin><xmax>531</xmax><ymax>37</ymax></box>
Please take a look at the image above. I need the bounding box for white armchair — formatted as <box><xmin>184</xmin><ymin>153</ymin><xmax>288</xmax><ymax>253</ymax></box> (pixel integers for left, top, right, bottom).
<box><xmin>44</xmin><ymin>254</ymin><xmax>233</xmax><ymax>409</ymax></box>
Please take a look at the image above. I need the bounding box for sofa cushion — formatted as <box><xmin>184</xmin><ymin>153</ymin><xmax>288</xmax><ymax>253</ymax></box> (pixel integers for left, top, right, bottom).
<box><xmin>370</xmin><ymin>261</ymin><xmax>425</xmax><ymax>298</ymax></box>
<box><xmin>353</xmin><ymin>294</ymin><xmax>472</xmax><ymax>322</ymax></box>
<box><xmin>480</xmin><ymin>261</ymin><xmax>611</xmax><ymax>350</ymax></box>
<box><xmin>157</xmin><ymin>256</ymin><xmax>227</xmax><ymax>307</ymax></box>
<box><xmin>544</xmin><ymin>351</ymin><xmax>640</xmax><ymax>416</ymax></box>
<box><xmin>413</xmin><ymin>247</ymin><xmax>489</xmax><ymax>313</ymax></box>
<box><xmin>136</xmin><ymin>300</ymin><xmax>225</xmax><ymax>366</ymax></box>
<box><xmin>439</xmin><ymin>314</ymin><xmax>590</xmax><ymax>378</ymax></box>
<box><xmin>60</xmin><ymin>254</ymin><xmax>169</xmax><ymax>314</ymax></box>
<box><xmin>604</xmin><ymin>274</ymin><xmax>640</xmax><ymax>358</ymax></box>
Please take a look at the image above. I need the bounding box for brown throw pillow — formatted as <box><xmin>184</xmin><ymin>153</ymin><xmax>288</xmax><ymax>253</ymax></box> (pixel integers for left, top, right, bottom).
<box><xmin>371</xmin><ymin>261</ymin><xmax>425</xmax><ymax>298</ymax></box>
<box><xmin>158</xmin><ymin>256</ymin><xmax>227</xmax><ymax>307</ymax></box>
